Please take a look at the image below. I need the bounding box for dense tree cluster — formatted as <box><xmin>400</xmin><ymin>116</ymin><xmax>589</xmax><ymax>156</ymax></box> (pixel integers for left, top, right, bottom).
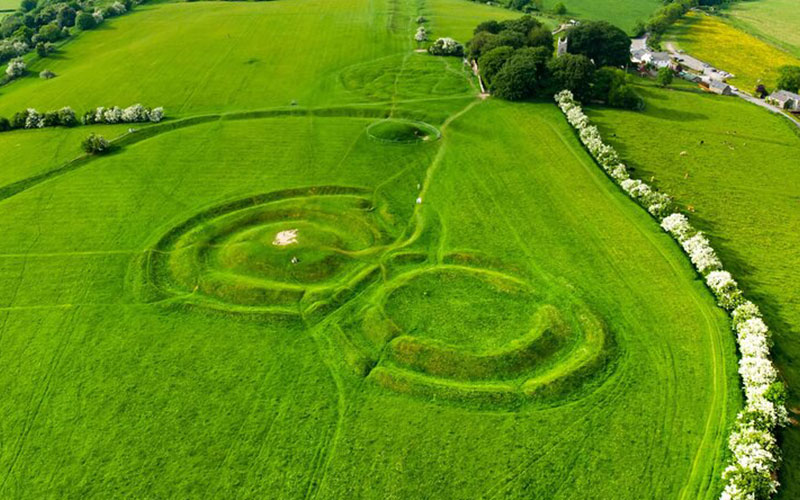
<box><xmin>468</xmin><ymin>17</ymin><xmax>641</xmax><ymax>109</ymax></box>
<box><xmin>0</xmin><ymin>0</ymin><xmax>138</xmax><ymax>70</ymax></box>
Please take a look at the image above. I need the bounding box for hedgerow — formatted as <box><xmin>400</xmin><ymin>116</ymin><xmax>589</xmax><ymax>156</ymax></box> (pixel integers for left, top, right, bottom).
<box><xmin>555</xmin><ymin>89</ymin><xmax>787</xmax><ymax>500</ymax></box>
<box><xmin>0</xmin><ymin>104</ymin><xmax>164</xmax><ymax>132</ymax></box>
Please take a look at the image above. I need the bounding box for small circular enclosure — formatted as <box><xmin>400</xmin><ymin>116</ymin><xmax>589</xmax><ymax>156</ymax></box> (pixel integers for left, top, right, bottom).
<box><xmin>366</xmin><ymin>119</ymin><xmax>440</xmax><ymax>144</ymax></box>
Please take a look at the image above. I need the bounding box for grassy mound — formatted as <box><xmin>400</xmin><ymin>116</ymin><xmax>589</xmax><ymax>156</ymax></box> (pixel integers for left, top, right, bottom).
<box><xmin>367</xmin><ymin>119</ymin><xmax>440</xmax><ymax>144</ymax></box>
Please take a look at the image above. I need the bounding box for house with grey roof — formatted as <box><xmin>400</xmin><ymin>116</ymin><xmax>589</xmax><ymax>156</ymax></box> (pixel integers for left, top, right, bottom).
<box><xmin>707</xmin><ymin>80</ymin><xmax>733</xmax><ymax>96</ymax></box>
<box><xmin>767</xmin><ymin>90</ymin><xmax>800</xmax><ymax>110</ymax></box>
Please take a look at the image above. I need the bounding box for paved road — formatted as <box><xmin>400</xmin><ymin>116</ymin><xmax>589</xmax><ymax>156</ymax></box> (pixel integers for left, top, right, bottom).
<box><xmin>658</xmin><ymin>41</ymin><xmax>800</xmax><ymax>130</ymax></box>
<box><xmin>731</xmin><ymin>89</ymin><xmax>800</xmax><ymax>129</ymax></box>
<box><xmin>664</xmin><ymin>42</ymin><xmax>731</xmax><ymax>81</ymax></box>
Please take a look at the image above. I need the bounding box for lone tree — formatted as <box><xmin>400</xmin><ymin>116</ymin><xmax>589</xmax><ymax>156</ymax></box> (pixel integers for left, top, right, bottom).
<box><xmin>567</xmin><ymin>21</ymin><xmax>631</xmax><ymax>68</ymax></box>
<box><xmin>656</xmin><ymin>67</ymin><xmax>674</xmax><ymax>88</ymax></box>
<box><xmin>82</xmin><ymin>133</ymin><xmax>111</xmax><ymax>155</ymax></box>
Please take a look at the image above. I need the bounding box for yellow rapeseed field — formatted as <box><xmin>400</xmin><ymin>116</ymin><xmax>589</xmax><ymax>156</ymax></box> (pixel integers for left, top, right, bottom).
<box><xmin>668</xmin><ymin>11</ymin><xmax>800</xmax><ymax>93</ymax></box>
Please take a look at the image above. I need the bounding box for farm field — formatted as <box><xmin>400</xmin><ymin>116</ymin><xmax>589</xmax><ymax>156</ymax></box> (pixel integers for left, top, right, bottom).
<box><xmin>541</xmin><ymin>0</ymin><xmax>660</xmax><ymax>33</ymax></box>
<box><xmin>728</xmin><ymin>0</ymin><xmax>800</xmax><ymax>58</ymax></box>
<box><xmin>586</xmin><ymin>79</ymin><xmax>800</xmax><ymax>499</ymax></box>
<box><xmin>666</xmin><ymin>11</ymin><xmax>800</xmax><ymax>92</ymax></box>
<box><xmin>0</xmin><ymin>0</ymin><xmax>761</xmax><ymax>498</ymax></box>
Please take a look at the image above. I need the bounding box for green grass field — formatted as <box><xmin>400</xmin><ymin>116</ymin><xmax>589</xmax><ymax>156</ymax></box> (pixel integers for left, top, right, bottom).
<box><xmin>542</xmin><ymin>0</ymin><xmax>660</xmax><ymax>33</ymax></box>
<box><xmin>667</xmin><ymin>11</ymin><xmax>800</xmax><ymax>92</ymax></box>
<box><xmin>728</xmin><ymin>0</ymin><xmax>800</xmax><ymax>58</ymax></box>
<box><xmin>586</xmin><ymin>79</ymin><xmax>800</xmax><ymax>499</ymax></box>
<box><xmin>0</xmin><ymin>0</ymin><xmax>746</xmax><ymax>497</ymax></box>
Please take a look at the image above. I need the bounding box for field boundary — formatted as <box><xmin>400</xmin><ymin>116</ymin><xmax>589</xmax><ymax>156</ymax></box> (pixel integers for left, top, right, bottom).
<box><xmin>555</xmin><ymin>89</ymin><xmax>787</xmax><ymax>500</ymax></box>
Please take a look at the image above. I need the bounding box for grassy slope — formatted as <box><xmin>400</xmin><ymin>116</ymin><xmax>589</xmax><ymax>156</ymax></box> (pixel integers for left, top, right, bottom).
<box><xmin>0</xmin><ymin>0</ymin><xmax>740</xmax><ymax>497</ymax></box>
<box><xmin>0</xmin><ymin>124</ymin><xmax>131</xmax><ymax>186</ymax></box>
<box><xmin>541</xmin><ymin>0</ymin><xmax>660</xmax><ymax>33</ymax></box>
<box><xmin>667</xmin><ymin>11</ymin><xmax>800</xmax><ymax>92</ymax></box>
<box><xmin>587</xmin><ymin>79</ymin><xmax>800</xmax><ymax>499</ymax></box>
<box><xmin>728</xmin><ymin>0</ymin><xmax>800</xmax><ymax>58</ymax></box>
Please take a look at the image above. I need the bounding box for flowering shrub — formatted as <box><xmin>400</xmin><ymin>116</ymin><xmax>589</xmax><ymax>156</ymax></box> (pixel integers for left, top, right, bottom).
<box><xmin>555</xmin><ymin>89</ymin><xmax>786</xmax><ymax>500</ymax></box>
<box><xmin>428</xmin><ymin>37</ymin><xmax>464</xmax><ymax>57</ymax></box>
<box><xmin>5</xmin><ymin>57</ymin><xmax>25</xmax><ymax>79</ymax></box>
<box><xmin>415</xmin><ymin>27</ymin><xmax>427</xmax><ymax>43</ymax></box>
<box><xmin>83</xmin><ymin>104</ymin><xmax>165</xmax><ymax>125</ymax></box>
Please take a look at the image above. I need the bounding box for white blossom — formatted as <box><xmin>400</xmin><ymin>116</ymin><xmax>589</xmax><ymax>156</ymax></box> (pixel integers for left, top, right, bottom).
<box><xmin>5</xmin><ymin>57</ymin><xmax>25</xmax><ymax>78</ymax></box>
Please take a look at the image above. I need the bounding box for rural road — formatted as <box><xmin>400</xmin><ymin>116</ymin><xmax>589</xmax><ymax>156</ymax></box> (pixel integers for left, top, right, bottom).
<box><xmin>659</xmin><ymin>41</ymin><xmax>800</xmax><ymax>130</ymax></box>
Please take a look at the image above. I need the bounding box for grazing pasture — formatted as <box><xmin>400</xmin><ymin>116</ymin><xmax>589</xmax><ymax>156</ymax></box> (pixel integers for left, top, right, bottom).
<box><xmin>586</xmin><ymin>79</ymin><xmax>800</xmax><ymax>499</ymax></box>
<box><xmin>541</xmin><ymin>0</ymin><xmax>660</xmax><ymax>33</ymax></box>
<box><xmin>0</xmin><ymin>0</ymin><xmax>744</xmax><ymax>498</ymax></box>
<box><xmin>728</xmin><ymin>0</ymin><xmax>800</xmax><ymax>58</ymax></box>
<box><xmin>666</xmin><ymin>11</ymin><xmax>800</xmax><ymax>92</ymax></box>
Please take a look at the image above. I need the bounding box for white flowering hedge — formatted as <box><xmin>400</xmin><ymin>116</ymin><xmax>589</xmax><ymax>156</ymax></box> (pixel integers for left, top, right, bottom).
<box><xmin>556</xmin><ymin>90</ymin><xmax>787</xmax><ymax>500</ymax></box>
<box><xmin>83</xmin><ymin>104</ymin><xmax>164</xmax><ymax>125</ymax></box>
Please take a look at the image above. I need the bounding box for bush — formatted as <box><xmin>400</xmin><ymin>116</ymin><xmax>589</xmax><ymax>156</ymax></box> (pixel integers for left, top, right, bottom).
<box><xmin>75</xmin><ymin>12</ymin><xmax>96</xmax><ymax>30</ymax></box>
<box><xmin>20</xmin><ymin>0</ymin><xmax>37</xmax><ymax>12</ymax></box>
<box><xmin>608</xmin><ymin>83</ymin><xmax>644</xmax><ymax>110</ymax></box>
<box><xmin>428</xmin><ymin>37</ymin><xmax>464</xmax><ymax>57</ymax></box>
<box><xmin>0</xmin><ymin>117</ymin><xmax>10</xmax><ymax>132</ymax></box>
<box><xmin>5</xmin><ymin>57</ymin><xmax>25</xmax><ymax>78</ymax></box>
<box><xmin>39</xmin><ymin>68</ymin><xmax>55</xmax><ymax>79</ymax></box>
<box><xmin>82</xmin><ymin>133</ymin><xmax>110</xmax><ymax>154</ymax></box>
<box><xmin>414</xmin><ymin>26</ymin><xmax>427</xmax><ymax>43</ymax></box>
<box><xmin>552</xmin><ymin>2</ymin><xmax>566</xmax><ymax>15</ymax></box>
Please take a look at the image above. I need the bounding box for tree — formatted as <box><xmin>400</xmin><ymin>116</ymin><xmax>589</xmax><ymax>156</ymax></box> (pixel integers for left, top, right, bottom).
<box><xmin>0</xmin><ymin>117</ymin><xmax>10</xmax><ymax>132</ymax></box>
<box><xmin>754</xmin><ymin>84</ymin><xmax>768</xmax><ymax>99</ymax></box>
<box><xmin>479</xmin><ymin>45</ymin><xmax>515</xmax><ymax>87</ymax></box>
<box><xmin>656</xmin><ymin>66</ymin><xmax>674</xmax><ymax>87</ymax></box>
<box><xmin>39</xmin><ymin>68</ymin><xmax>55</xmax><ymax>79</ymax></box>
<box><xmin>82</xmin><ymin>133</ymin><xmax>111</xmax><ymax>155</ymax></box>
<box><xmin>632</xmin><ymin>20</ymin><xmax>646</xmax><ymax>37</ymax></box>
<box><xmin>467</xmin><ymin>31</ymin><xmax>497</xmax><ymax>59</ymax></box>
<box><xmin>553</xmin><ymin>2</ymin><xmax>567</xmax><ymax>15</ymax></box>
<box><xmin>499</xmin><ymin>15</ymin><xmax>541</xmax><ymax>35</ymax></box>
<box><xmin>473</xmin><ymin>20</ymin><xmax>502</xmax><ymax>35</ymax></box>
<box><xmin>608</xmin><ymin>83</ymin><xmax>644</xmax><ymax>110</ymax></box>
<box><xmin>491</xmin><ymin>46</ymin><xmax>551</xmax><ymax>100</ymax></box>
<box><xmin>20</xmin><ymin>0</ymin><xmax>37</xmax><ymax>12</ymax></box>
<box><xmin>36</xmin><ymin>23</ymin><xmax>62</xmax><ymax>43</ymax></box>
<box><xmin>57</xmin><ymin>7</ymin><xmax>76</xmax><ymax>28</ymax></box>
<box><xmin>75</xmin><ymin>11</ymin><xmax>96</xmax><ymax>30</ymax></box>
<box><xmin>776</xmin><ymin>65</ymin><xmax>800</xmax><ymax>93</ymax></box>
<box><xmin>567</xmin><ymin>21</ymin><xmax>631</xmax><ymax>68</ymax></box>
<box><xmin>548</xmin><ymin>53</ymin><xmax>595</xmax><ymax>100</ymax></box>
<box><xmin>527</xmin><ymin>26</ymin><xmax>553</xmax><ymax>50</ymax></box>
<box><xmin>591</xmin><ymin>66</ymin><xmax>627</xmax><ymax>101</ymax></box>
